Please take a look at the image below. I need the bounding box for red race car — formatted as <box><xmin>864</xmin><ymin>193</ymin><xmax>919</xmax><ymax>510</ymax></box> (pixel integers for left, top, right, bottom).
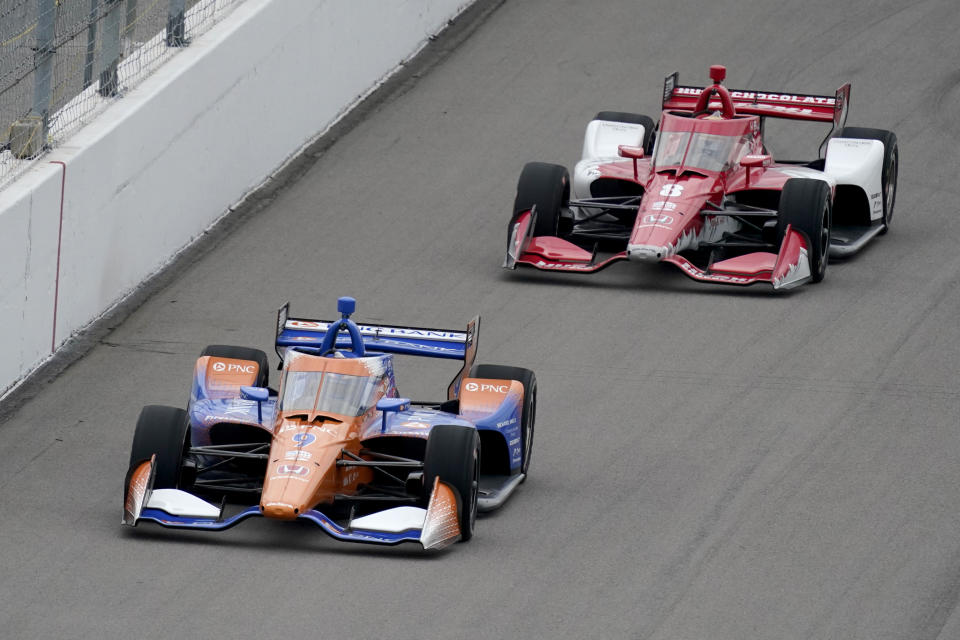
<box><xmin>504</xmin><ymin>65</ymin><xmax>898</xmax><ymax>290</ymax></box>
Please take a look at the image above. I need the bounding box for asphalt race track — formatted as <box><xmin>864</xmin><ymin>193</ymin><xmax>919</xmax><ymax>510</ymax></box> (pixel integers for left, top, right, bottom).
<box><xmin>2</xmin><ymin>1</ymin><xmax>959</xmax><ymax>638</ymax></box>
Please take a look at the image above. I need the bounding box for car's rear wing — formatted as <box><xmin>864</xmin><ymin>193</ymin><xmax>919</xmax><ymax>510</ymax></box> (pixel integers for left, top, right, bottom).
<box><xmin>661</xmin><ymin>71</ymin><xmax>850</xmax><ymax>128</ymax></box>
<box><xmin>275</xmin><ymin>303</ymin><xmax>479</xmax><ymax>400</ymax></box>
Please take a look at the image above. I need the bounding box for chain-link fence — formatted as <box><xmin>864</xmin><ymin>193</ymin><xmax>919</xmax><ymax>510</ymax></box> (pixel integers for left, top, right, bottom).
<box><xmin>1</xmin><ymin>0</ymin><xmax>242</xmax><ymax>190</ymax></box>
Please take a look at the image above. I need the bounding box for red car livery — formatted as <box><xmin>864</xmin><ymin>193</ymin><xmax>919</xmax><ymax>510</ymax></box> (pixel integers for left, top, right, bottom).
<box><xmin>504</xmin><ymin>65</ymin><xmax>899</xmax><ymax>290</ymax></box>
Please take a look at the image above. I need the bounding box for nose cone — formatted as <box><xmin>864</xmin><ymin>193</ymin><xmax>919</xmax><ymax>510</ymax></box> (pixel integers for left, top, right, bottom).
<box><xmin>627</xmin><ymin>244</ymin><xmax>670</xmax><ymax>263</ymax></box>
<box><xmin>628</xmin><ymin>211</ymin><xmax>682</xmax><ymax>262</ymax></box>
<box><xmin>261</xmin><ymin>501</ymin><xmax>300</xmax><ymax>520</ymax></box>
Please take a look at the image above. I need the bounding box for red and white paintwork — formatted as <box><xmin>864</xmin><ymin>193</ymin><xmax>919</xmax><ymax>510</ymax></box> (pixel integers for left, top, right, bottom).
<box><xmin>506</xmin><ymin>65</ymin><xmax>849</xmax><ymax>290</ymax></box>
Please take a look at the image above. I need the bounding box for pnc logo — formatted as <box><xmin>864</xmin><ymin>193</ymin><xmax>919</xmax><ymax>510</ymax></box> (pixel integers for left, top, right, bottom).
<box><xmin>212</xmin><ymin>361</ymin><xmax>256</xmax><ymax>374</ymax></box>
<box><xmin>642</xmin><ymin>214</ymin><xmax>674</xmax><ymax>225</ymax></box>
<box><xmin>465</xmin><ymin>382</ymin><xmax>510</xmax><ymax>394</ymax></box>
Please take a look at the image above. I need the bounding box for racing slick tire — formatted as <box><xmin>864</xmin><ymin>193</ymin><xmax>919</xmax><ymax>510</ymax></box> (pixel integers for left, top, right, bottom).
<box><xmin>129</xmin><ymin>405</ymin><xmax>190</xmax><ymax>489</ymax></box>
<box><xmin>777</xmin><ymin>178</ymin><xmax>832</xmax><ymax>283</ymax></box>
<box><xmin>514</xmin><ymin>162</ymin><xmax>570</xmax><ymax>237</ymax></box>
<box><xmin>469</xmin><ymin>364</ymin><xmax>537</xmax><ymax>477</ymax></box>
<box><xmin>200</xmin><ymin>345</ymin><xmax>270</xmax><ymax>387</ymax></box>
<box><xmin>594</xmin><ymin>111</ymin><xmax>656</xmax><ymax>154</ymax></box>
<box><xmin>423</xmin><ymin>425</ymin><xmax>480</xmax><ymax>542</ymax></box>
<box><xmin>835</xmin><ymin>127</ymin><xmax>898</xmax><ymax>234</ymax></box>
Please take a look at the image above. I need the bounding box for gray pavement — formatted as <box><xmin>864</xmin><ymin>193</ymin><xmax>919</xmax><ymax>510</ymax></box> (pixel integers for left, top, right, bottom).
<box><xmin>1</xmin><ymin>0</ymin><xmax>960</xmax><ymax>638</ymax></box>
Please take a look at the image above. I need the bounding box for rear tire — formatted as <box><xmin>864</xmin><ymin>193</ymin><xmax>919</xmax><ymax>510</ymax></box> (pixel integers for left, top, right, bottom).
<box><xmin>423</xmin><ymin>425</ymin><xmax>480</xmax><ymax>542</ymax></box>
<box><xmin>129</xmin><ymin>405</ymin><xmax>190</xmax><ymax>489</ymax></box>
<box><xmin>835</xmin><ymin>127</ymin><xmax>898</xmax><ymax>234</ymax></box>
<box><xmin>514</xmin><ymin>162</ymin><xmax>570</xmax><ymax>237</ymax></box>
<box><xmin>200</xmin><ymin>345</ymin><xmax>270</xmax><ymax>387</ymax></box>
<box><xmin>594</xmin><ymin>111</ymin><xmax>656</xmax><ymax>154</ymax></box>
<box><xmin>777</xmin><ymin>178</ymin><xmax>832</xmax><ymax>283</ymax></box>
<box><xmin>469</xmin><ymin>364</ymin><xmax>536</xmax><ymax>477</ymax></box>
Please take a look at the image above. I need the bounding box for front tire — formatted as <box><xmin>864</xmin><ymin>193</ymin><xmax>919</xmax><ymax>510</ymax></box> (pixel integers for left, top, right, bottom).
<box><xmin>514</xmin><ymin>162</ymin><xmax>570</xmax><ymax>237</ymax></box>
<box><xmin>423</xmin><ymin>425</ymin><xmax>480</xmax><ymax>542</ymax></box>
<box><xmin>129</xmin><ymin>405</ymin><xmax>190</xmax><ymax>489</ymax></box>
<box><xmin>469</xmin><ymin>364</ymin><xmax>537</xmax><ymax>477</ymax></box>
<box><xmin>835</xmin><ymin>127</ymin><xmax>898</xmax><ymax>233</ymax></box>
<box><xmin>777</xmin><ymin>178</ymin><xmax>832</xmax><ymax>283</ymax></box>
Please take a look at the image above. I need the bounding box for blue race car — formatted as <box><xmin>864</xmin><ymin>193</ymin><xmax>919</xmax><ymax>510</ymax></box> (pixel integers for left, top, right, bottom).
<box><xmin>123</xmin><ymin>297</ymin><xmax>536</xmax><ymax>549</ymax></box>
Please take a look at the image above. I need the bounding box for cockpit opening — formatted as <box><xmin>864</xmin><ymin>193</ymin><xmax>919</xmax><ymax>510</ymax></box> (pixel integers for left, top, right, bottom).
<box><xmin>278</xmin><ymin>369</ymin><xmax>385</xmax><ymax>417</ymax></box>
<box><xmin>653</xmin><ymin>129</ymin><xmax>751</xmax><ymax>173</ymax></box>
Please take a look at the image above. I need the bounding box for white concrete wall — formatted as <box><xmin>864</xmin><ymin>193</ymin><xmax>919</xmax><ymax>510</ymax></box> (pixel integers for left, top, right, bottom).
<box><xmin>0</xmin><ymin>165</ymin><xmax>62</xmax><ymax>391</ymax></box>
<box><xmin>0</xmin><ymin>0</ymin><xmax>474</xmax><ymax>397</ymax></box>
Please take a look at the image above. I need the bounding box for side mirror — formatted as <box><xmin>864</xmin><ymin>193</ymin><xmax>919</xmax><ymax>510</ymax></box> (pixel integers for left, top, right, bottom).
<box><xmin>241</xmin><ymin>385</ymin><xmax>270</xmax><ymax>423</ymax></box>
<box><xmin>741</xmin><ymin>154</ymin><xmax>772</xmax><ymax>188</ymax></box>
<box><xmin>377</xmin><ymin>397</ymin><xmax>411</xmax><ymax>433</ymax></box>
<box><xmin>618</xmin><ymin>145</ymin><xmax>645</xmax><ymax>181</ymax></box>
<box><xmin>241</xmin><ymin>386</ymin><xmax>269</xmax><ymax>402</ymax></box>
<box><xmin>618</xmin><ymin>145</ymin><xmax>645</xmax><ymax>159</ymax></box>
<box><xmin>740</xmin><ymin>154</ymin><xmax>772</xmax><ymax>168</ymax></box>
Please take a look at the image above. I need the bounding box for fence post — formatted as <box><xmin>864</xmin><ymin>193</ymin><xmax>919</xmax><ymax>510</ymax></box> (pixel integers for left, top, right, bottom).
<box><xmin>167</xmin><ymin>0</ymin><xmax>187</xmax><ymax>47</ymax></box>
<box><xmin>83</xmin><ymin>0</ymin><xmax>99</xmax><ymax>89</ymax></box>
<box><xmin>10</xmin><ymin>0</ymin><xmax>56</xmax><ymax>157</ymax></box>
<box><xmin>125</xmin><ymin>0</ymin><xmax>138</xmax><ymax>36</ymax></box>
<box><xmin>123</xmin><ymin>0</ymin><xmax>139</xmax><ymax>57</ymax></box>
<box><xmin>98</xmin><ymin>0</ymin><xmax>122</xmax><ymax>96</ymax></box>
<box><xmin>30</xmin><ymin>0</ymin><xmax>56</xmax><ymax>141</ymax></box>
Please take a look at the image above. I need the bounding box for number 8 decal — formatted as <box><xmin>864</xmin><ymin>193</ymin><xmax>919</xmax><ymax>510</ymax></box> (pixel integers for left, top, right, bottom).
<box><xmin>292</xmin><ymin>432</ymin><xmax>316</xmax><ymax>447</ymax></box>
<box><xmin>659</xmin><ymin>184</ymin><xmax>683</xmax><ymax>197</ymax></box>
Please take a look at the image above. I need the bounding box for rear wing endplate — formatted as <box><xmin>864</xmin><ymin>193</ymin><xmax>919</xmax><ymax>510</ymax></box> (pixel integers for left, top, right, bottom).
<box><xmin>275</xmin><ymin>303</ymin><xmax>479</xmax><ymax>401</ymax></box>
<box><xmin>661</xmin><ymin>71</ymin><xmax>850</xmax><ymax>127</ymax></box>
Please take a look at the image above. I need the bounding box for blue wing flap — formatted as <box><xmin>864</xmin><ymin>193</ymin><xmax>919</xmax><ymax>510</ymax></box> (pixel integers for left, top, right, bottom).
<box><xmin>278</xmin><ymin>330</ymin><xmax>465</xmax><ymax>359</ymax></box>
<box><xmin>277</xmin><ymin>318</ymin><xmax>471</xmax><ymax>361</ymax></box>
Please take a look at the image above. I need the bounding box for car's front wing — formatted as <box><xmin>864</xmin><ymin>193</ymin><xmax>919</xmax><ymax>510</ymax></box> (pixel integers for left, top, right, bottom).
<box><xmin>124</xmin><ymin>458</ymin><xmax>462</xmax><ymax>549</ymax></box>
<box><xmin>504</xmin><ymin>208</ymin><xmax>812</xmax><ymax>290</ymax></box>
<box><xmin>664</xmin><ymin>224</ymin><xmax>811</xmax><ymax>290</ymax></box>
